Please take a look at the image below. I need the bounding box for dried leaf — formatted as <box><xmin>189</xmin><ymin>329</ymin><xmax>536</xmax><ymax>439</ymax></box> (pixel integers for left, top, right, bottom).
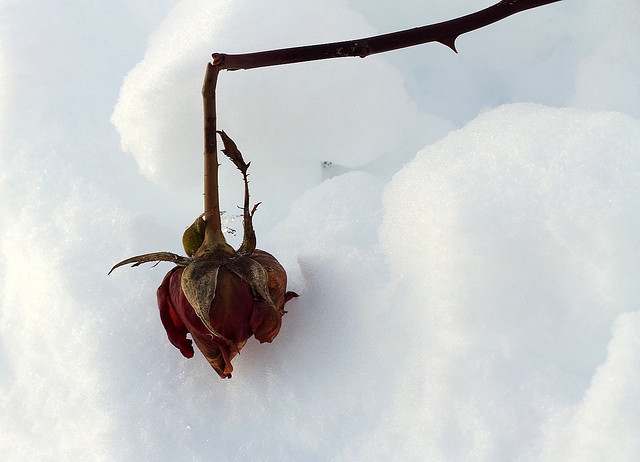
<box><xmin>224</xmin><ymin>255</ymin><xmax>279</xmax><ymax>312</ymax></box>
<box><xmin>217</xmin><ymin>130</ymin><xmax>250</xmax><ymax>174</ymax></box>
<box><xmin>108</xmin><ymin>252</ymin><xmax>192</xmax><ymax>275</ymax></box>
<box><xmin>180</xmin><ymin>260</ymin><xmax>228</xmax><ymax>342</ymax></box>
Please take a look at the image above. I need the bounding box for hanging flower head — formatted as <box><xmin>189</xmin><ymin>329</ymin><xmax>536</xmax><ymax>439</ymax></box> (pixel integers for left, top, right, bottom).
<box><xmin>111</xmin><ymin>63</ymin><xmax>297</xmax><ymax>378</ymax></box>
<box><xmin>111</xmin><ymin>129</ymin><xmax>297</xmax><ymax>378</ymax></box>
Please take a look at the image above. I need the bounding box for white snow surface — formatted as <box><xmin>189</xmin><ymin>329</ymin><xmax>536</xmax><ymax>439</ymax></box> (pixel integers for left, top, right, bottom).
<box><xmin>1</xmin><ymin>0</ymin><xmax>639</xmax><ymax>460</ymax></box>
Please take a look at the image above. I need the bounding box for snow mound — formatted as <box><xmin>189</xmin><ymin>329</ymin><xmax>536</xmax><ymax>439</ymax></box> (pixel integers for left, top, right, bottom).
<box><xmin>378</xmin><ymin>103</ymin><xmax>640</xmax><ymax>459</ymax></box>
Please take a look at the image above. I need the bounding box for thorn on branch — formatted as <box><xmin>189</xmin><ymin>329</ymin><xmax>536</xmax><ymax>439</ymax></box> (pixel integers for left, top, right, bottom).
<box><xmin>251</xmin><ymin>202</ymin><xmax>261</xmax><ymax>216</ymax></box>
<box><xmin>438</xmin><ymin>36</ymin><xmax>458</xmax><ymax>53</ymax></box>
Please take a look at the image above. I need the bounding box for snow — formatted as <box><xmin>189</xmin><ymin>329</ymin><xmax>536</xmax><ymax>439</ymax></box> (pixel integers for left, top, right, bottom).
<box><xmin>1</xmin><ymin>0</ymin><xmax>638</xmax><ymax>460</ymax></box>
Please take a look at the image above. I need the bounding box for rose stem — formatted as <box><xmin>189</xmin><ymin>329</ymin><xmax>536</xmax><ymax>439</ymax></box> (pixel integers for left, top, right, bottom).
<box><xmin>200</xmin><ymin>62</ymin><xmax>232</xmax><ymax>255</ymax></box>
<box><xmin>211</xmin><ymin>0</ymin><xmax>562</xmax><ymax>71</ymax></box>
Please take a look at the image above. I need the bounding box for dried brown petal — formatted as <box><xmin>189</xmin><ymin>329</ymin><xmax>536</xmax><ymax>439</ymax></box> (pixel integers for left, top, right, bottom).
<box><xmin>248</xmin><ymin>249</ymin><xmax>299</xmax><ymax>342</ymax></box>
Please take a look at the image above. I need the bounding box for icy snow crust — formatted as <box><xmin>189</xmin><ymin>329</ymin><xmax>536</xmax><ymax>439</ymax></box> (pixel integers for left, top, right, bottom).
<box><xmin>1</xmin><ymin>0</ymin><xmax>639</xmax><ymax>460</ymax></box>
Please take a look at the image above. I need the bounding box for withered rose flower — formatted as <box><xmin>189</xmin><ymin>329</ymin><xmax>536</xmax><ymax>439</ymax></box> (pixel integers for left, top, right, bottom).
<box><xmin>157</xmin><ymin>250</ymin><xmax>297</xmax><ymax>378</ymax></box>
<box><xmin>110</xmin><ymin>118</ymin><xmax>298</xmax><ymax>378</ymax></box>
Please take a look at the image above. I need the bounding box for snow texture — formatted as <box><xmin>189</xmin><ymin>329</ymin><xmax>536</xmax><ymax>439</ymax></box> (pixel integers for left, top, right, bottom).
<box><xmin>0</xmin><ymin>0</ymin><xmax>638</xmax><ymax>460</ymax></box>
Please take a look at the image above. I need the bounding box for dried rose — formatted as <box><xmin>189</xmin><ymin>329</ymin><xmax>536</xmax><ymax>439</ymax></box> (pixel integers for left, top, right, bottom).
<box><xmin>156</xmin><ymin>249</ymin><xmax>297</xmax><ymax>378</ymax></box>
<box><xmin>110</xmin><ymin>124</ymin><xmax>297</xmax><ymax>378</ymax></box>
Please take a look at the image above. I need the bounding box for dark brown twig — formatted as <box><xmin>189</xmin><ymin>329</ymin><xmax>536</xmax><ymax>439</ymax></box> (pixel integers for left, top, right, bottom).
<box><xmin>212</xmin><ymin>0</ymin><xmax>562</xmax><ymax>71</ymax></box>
